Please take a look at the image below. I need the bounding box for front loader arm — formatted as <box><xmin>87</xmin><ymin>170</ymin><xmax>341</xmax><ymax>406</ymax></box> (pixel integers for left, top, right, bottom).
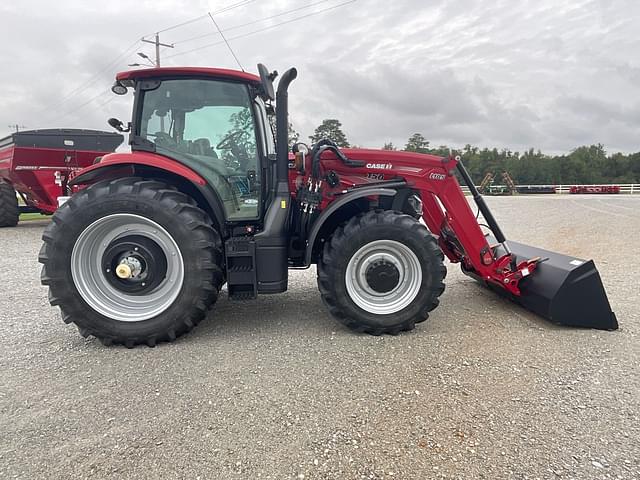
<box><xmin>414</xmin><ymin>155</ymin><xmax>616</xmax><ymax>330</ymax></box>
<box><xmin>298</xmin><ymin>145</ymin><xmax>615</xmax><ymax>330</ymax></box>
<box><xmin>414</xmin><ymin>155</ymin><xmax>538</xmax><ymax>295</ymax></box>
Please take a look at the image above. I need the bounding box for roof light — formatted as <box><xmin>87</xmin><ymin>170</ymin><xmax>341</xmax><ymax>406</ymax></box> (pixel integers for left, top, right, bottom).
<box><xmin>111</xmin><ymin>82</ymin><xmax>128</xmax><ymax>95</ymax></box>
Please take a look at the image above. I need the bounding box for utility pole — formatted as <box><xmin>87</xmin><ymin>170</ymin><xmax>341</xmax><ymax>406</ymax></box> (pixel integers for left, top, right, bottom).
<box><xmin>141</xmin><ymin>33</ymin><xmax>174</xmax><ymax>67</ymax></box>
<box><xmin>8</xmin><ymin>124</ymin><xmax>26</xmax><ymax>133</ymax></box>
<box><xmin>141</xmin><ymin>34</ymin><xmax>174</xmax><ymax>133</ymax></box>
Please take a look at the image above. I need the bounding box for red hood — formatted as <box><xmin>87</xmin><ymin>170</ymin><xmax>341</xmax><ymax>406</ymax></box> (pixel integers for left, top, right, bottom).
<box><xmin>340</xmin><ymin>148</ymin><xmax>445</xmax><ymax>165</ymax></box>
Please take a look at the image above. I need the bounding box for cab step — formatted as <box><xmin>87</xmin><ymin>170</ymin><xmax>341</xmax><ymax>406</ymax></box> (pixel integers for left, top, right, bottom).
<box><xmin>225</xmin><ymin>237</ymin><xmax>258</xmax><ymax>300</ymax></box>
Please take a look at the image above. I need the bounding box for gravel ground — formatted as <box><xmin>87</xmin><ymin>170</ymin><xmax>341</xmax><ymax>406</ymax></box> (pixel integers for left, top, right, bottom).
<box><xmin>1</xmin><ymin>195</ymin><xmax>639</xmax><ymax>480</ymax></box>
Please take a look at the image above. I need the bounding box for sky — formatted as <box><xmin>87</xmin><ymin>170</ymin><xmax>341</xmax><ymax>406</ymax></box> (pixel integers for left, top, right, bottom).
<box><xmin>0</xmin><ymin>0</ymin><xmax>639</xmax><ymax>154</ymax></box>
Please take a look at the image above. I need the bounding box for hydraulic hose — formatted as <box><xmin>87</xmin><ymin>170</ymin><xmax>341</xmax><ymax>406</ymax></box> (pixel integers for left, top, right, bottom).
<box><xmin>456</xmin><ymin>159</ymin><xmax>507</xmax><ymax>245</ymax></box>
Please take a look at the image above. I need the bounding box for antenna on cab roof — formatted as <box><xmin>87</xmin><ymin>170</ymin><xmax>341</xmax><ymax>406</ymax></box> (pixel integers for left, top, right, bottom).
<box><xmin>208</xmin><ymin>12</ymin><xmax>245</xmax><ymax>72</ymax></box>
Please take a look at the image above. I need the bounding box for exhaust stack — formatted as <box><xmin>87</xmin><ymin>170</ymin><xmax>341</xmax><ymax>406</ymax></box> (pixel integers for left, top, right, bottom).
<box><xmin>275</xmin><ymin>67</ymin><xmax>298</xmax><ymax>188</ymax></box>
<box><xmin>253</xmin><ymin>66</ymin><xmax>297</xmax><ymax>295</ymax></box>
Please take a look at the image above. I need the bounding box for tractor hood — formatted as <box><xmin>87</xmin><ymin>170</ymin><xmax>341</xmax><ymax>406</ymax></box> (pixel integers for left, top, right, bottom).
<box><xmin>340</xmin><ymin>148</ymin><xmax>445</xmax><ymax>166</ymax></box>
<box><xmin>313</xmin><ymin>147</ymin><xmax>450</xmax><ymax>174</ymax></box>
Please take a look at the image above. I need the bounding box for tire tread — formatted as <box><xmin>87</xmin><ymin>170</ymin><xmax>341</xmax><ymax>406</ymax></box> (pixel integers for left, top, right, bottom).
<box><xmin>0</xmin><ymin>181</ymin><xmax>19</xmax><ymax>227</ymax></box>
<box><xmin>39</xmin><ymin>178</ymin><xmax>224</xmax><ymax>347</ymax></box>
<box><xmin>317</xmin><ymin>210</ymin><xmax>446</xmax><ymax>335</ymax></box>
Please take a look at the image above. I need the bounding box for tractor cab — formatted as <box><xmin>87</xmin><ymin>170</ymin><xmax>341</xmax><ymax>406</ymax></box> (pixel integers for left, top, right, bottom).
<box><xmin>113</xmin><ymin>67</ymin><xmax>279</xmax><ymax>223</ymax></box>
<box><xmin>103</xmin><ymin>65</ymin><xmax>298</xmax><ymax>301</ymax></box>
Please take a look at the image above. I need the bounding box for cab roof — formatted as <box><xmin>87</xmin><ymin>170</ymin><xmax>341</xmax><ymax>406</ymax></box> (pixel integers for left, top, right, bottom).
<box><xmin>116</xmin><ymin>67</ymin><xmax>261</xmax><ymax>85</ymax></box>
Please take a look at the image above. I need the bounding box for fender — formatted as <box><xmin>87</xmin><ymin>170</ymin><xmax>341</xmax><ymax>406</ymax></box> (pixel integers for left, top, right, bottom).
<box><xmin>70</xmin><ymin>151</ymin><xmax>207</xmax><ymax>186</ymax></box>
<box><xmin>304</xmin><ymin>187</ymin><xmax>398</xmax><ymax>265</ymax></box>
<box><xmin>69</xmin><ymin>152</ymin><xmax>227</xmax><ymax>235</ymax></box>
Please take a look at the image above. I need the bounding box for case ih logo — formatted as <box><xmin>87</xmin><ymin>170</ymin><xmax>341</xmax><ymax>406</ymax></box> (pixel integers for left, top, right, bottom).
<box><xmin>366</xmin><ymin>163</ymin><xmax>393</xmax><ymax>170</ymax></box>
<box><xmin>429</xmin><ymin>172</ymin><xmax>446</xmax><ymax>181</ymax></box>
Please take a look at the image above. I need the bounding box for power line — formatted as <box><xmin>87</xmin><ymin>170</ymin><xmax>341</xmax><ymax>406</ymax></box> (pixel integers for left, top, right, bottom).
<box><xmin>41</xmin><ymin>1</ymin><xmax>257</xmax><ymax>121</ymax></box>
<box><xmin>43</xmin><ymin>0</ymin><xmax>296</xmax><ymax>126</ymax></box>
<box><xmin>173</xmin><ymin>0</ymin><xmax>332</xmax><ymax>45</ymax></box>
<box><xmin>44</xmin><ymin>1</ymin><xmax>257</xmax><ymax>119</ymax></box>
<box><xmin>213</xmin><ymin>0</ymin><xmax>257</xmax><ymax>14</ymax></box>
<box><xmin>40</xmin><ymin>40</ymin><xmax>141</xmax><ymax>124</ymax></box>
<box><xmin>145</xmin><ymin>0</ymin><xmax>257</xmax><ymax>37</ymax></box>
<box><xmin>54</xmin><ymin>88</ymin><xmax>111</xmax><ymax>123</ymax></box>
<box><xmin>165</xmin><ymin>0</ymin><xmax>358</xmax><ymax>61</ymax></box>
<box><xmin>96</xmin><ymin>93</ymin><xmax>120</xmax><ymax>109</ymax></box>
<box><xmin>46</xmin><ymin>39</ymin><xmax>141</xmax><ymax>113</ymax></box>
<box><xmin>155</xmin><ymin>14</ymin><xmax>209</xmax><ymax>34</ymax></box>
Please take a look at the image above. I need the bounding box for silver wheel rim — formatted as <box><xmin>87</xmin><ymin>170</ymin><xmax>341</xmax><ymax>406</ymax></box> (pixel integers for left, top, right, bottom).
<box><xmin>70</xmin><ymin>214</ymin><xmax>184</xmax><ymax>322</ymax></box>
<box><xmin>345</xmin><ymin>239</ymin><xmax>422</xmax><ymax>315</ymax></box>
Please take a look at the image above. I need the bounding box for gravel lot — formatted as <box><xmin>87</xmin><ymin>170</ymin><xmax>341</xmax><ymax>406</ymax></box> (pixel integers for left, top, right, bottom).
<box><xmin>1</xmin><ymin>195</ymin><xmax>639</xmax><ymax>480</ymax></box>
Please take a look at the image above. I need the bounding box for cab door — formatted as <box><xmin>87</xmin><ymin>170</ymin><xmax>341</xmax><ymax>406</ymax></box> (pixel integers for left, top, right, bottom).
<box><xmin>137</xmin><ymin>78</ymin><xmax>263</xmax><ymax>221</ymax></box>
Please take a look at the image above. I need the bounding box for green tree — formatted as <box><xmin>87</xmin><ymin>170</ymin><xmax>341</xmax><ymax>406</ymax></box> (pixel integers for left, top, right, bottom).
<box><xmin>288</xmin><ymin>121</ymin><xmax>300</xmax><ymax>147</ymax></box>
<box><xmin>430</xmin><ymin>145</ymin><xmax>451</xmax><ymax>156</ymax></box>
<box><xmin>228</xmin><ymin>108</ymin><xmax>255</xmax><ymax>154</ymax></box>
<box><xmin>567</xmin><ymin>144</ymin><xmax>607</xmax><ymax>183</ymax></box>
<box><xmin>382</xmin><ymin>142</ymin><xmax>396</xmax><ymax>150</ymax></box>
<box><xmin>628</xmin><ymin>152</ymin><xmax>640</xmax><ymax>182</ymax></box>
<box><xmin>267</xmin><ymin>117</ymin><xmax>301</xmax><ymax>149</ymax></box>
<box><xmin>309</xmin><ymin>119</ymin><xmax>350</xmax><ymax>147</ymax></box>
<box><xmin>404</xmin><ymin>133</ymin><xmax>430</xmax><ymax>153</ymax></box>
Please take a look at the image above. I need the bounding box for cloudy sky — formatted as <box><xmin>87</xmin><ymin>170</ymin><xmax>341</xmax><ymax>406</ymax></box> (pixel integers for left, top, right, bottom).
<box><xmin>1</xmin><ymin>0</ymin><xmax>639</xmax><ymax>154</ymax></box>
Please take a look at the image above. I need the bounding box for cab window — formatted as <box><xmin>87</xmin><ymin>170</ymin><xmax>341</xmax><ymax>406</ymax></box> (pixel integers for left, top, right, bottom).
<box><xmin>138</xmin><ymin>79</ymin><xmax>260</xmax><ymax>221</ymax></box>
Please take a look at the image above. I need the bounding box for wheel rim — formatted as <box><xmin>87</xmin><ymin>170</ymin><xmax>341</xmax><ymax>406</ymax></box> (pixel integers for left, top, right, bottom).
<box><xmin>345</xmin><ymin>240</ymin><xmax>422</xmax><ymax>315</ymax></box>
<box><xmin>71</xmin><ymin>214</ymin><xmax>184</xmax><ymax>322</ymax></box>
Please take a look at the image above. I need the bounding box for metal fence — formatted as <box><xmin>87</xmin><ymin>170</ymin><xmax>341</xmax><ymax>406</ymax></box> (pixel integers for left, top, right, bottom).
<box><xmin>554</xmin><ymin>184</ymin><xmax>637</xmax><ymax>194</ymax></box>
<box><xmin>460</xmin><ymin>184</ymin><xmax>639</xmax><ymax>195</ymax></box>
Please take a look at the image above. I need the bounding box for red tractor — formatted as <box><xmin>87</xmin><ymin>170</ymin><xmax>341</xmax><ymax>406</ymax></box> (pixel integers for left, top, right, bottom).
<box><xmin>39</xmin><ymin>65</ymin><xmax>617</xmax><ymax>347</ymax></box>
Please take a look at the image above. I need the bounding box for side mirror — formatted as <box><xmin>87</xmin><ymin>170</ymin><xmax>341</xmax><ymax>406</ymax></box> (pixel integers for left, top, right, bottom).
<box><xmin>292</xmin><ymin>142</ymin><xmax>309</xmax><ymax>155</ymax></box>
<box><xmin>108</xmin><ymin>118</ymin><xmax>130</xmax><ymax>133</ymax></box>
<box><xmin>257</xmin><ymin>63</ymin><xmax>276</xmax><ymax>101</ymax></box>
<box><xmin>292</xmin><ymin>143</ymin><xmax>309</xmax><ymax>173</ymax></box>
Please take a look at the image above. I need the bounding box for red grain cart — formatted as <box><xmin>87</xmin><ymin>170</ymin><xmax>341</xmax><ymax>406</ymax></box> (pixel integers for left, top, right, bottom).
<box><xmin>569</xmin><ymin>185</ymin><xmax>620</xmax><ymax>194</ymax></box>
<box><xmin>0</xmin><ymin>129</ymin><xmax>123</xmax><ymax>226</ymax></box>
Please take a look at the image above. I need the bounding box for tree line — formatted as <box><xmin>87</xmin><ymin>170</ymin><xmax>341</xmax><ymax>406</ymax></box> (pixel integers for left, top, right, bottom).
<box><xmin>299</xmin><ymin>120</ymin><xmax>640</xmax><ymax>185</ymax></box>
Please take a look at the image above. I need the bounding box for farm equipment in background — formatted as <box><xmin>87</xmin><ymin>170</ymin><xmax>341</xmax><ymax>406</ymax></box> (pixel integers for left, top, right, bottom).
<box><xmin>570</xmin><ymin>185</ymin><xmax>620</xmax><ymax>194</ymax></box>
<box><xmin>478</xmin><ymin>171</ymin><xmax>516</xmax><ymax>195</ymax></box>
<box><xmin>478</xmin><ymin>171</ymin><xmax>557</xmax><ymax>195</ymax></box>
<box><xmin>478</xmin><ymin>172</ymin><xmax>495</xmax><ymax>194</ymax></box>
<box><xmin>39</xmin><ymin>64</ymin><xmax>617</xmax><ymax>347</ymax></box>
<box><xmin>502</xmin><ymin>171</ymin><xmax>516</xmax><ymax>193</ymax></box>
<box><xmin>0</xmin><ymin>129</ymin><xmax>123</xmax><ymax>226</ymax></box>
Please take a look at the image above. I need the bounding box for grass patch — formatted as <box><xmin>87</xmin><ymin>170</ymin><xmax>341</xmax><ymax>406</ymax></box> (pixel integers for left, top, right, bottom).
<box><xmin>20</xmin><ymin>213</ymin><xmax>50</xmax><ymax>222</ymax></box>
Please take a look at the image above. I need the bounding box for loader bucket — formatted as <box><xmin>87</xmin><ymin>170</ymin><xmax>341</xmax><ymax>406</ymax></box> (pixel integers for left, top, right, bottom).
<box><xmin>477</xmin><ymin>239</ymin><xmax>618</xmax><ymax>330</ymax></box>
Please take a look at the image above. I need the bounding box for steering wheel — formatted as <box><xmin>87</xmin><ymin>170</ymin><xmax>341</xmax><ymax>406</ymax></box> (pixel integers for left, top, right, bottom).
<box><xmin>216</xmin><ymin>130</ymin><xmax>244</xmax><ymax>150</ymax></box>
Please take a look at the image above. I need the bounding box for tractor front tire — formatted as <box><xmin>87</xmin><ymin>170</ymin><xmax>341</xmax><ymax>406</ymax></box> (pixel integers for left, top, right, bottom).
<box><xmin>39</xmin><ymin>178</ymin><xmax>224</xmax><ymax>347</ymax></box>
<box><xmin>0</xmin><ymin>181</ymin><xmax>19</xmax><ymax>227</ymax></box>
<box><xmin>318</xmin><ymin>210</ymin><xmax>446</xmax><ymax>335</ymax></box>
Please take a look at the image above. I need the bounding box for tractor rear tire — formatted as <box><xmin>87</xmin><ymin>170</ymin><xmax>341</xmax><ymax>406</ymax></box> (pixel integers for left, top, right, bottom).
<box><xmin>317</xmin><ymin>210</ymin><xmax>446</xmax><ymax>335</ymax></box>
<box><xmin>39</xmin><ymin>178</ymin><xmax>225</xmax><ymax>347</ymax></box>
<box><xmin>0</xmin><ymin>181</ymin><xmax>19</xmax><ymax>227</ymax></box>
